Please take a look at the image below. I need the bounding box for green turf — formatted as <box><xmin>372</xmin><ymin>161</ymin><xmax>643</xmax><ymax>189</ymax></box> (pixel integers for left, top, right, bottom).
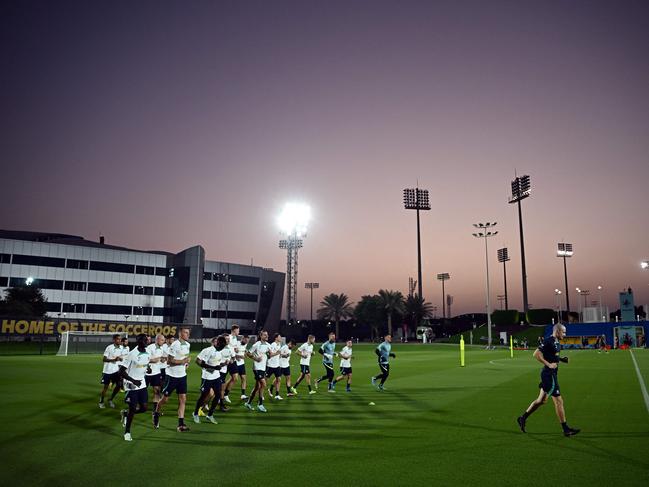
<box><xmin>1</xmin><ymin>344</ymin><xmax>648</xmax><ymax>486</ymax></box>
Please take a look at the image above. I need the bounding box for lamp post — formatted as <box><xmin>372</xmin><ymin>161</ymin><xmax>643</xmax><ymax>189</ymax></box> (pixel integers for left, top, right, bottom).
<box><xmin>278</xmin><ymin>203</ymin><xmax>311</xmax><ymax>324</ymax></box>
<box><xmin>508</xmin><ymin>175</ymin><xmax>531</xmax><ymax>314</ymax></box>
<box><xmin>403</xmin><ymin>187</ymin><xmax>431</xmax><ymax>300</ymax></box>
<box><xmin>597</xmin><ymin>285</ymin><xmax>603</xmax><ymax>321</ymax></box>
<box><xmin>304</xmin><ymin>282</ymin><xmax>319</xmax><ymax>333</ymax></box>
<box><xmin>436</xmin><ymin>273</ymin><xmax>450</xmax><ymax>319</ymax></box>
<box><xmin>497</xmin><ymin>294</ymin><xmax>506</xmax><ymax>310</ymax></box>
<box><xmin>497</xmin><ymin>247</ymin><xmax>510</xmax><ymax>310</ymax></box>
<box><xmin>557</xmin><ymin>243</ymin><xmax>573</xmax><ymax>313</ymax></box>
<box><xmin>554</xmin><ymin>289</ymin><xmax>563</xmax><ymax>323</ymax></box>
<box><xmin>472</xmin><ymin>222</ymin><xmax>498</xmax><ymax>348</ymax></box>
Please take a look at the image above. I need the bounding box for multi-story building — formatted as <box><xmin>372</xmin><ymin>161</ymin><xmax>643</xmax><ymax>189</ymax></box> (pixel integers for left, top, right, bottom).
<box><xmin>0</xmin><ymin>230</ymin><xmax>284</xmax><ymax>332</ymax></box>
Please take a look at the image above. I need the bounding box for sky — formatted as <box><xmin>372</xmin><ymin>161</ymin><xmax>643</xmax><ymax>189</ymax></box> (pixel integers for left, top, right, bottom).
<box><xmin>1</xmin><ymin>0</ymin><xmax>648</xmax><ymax>318</ymax></box>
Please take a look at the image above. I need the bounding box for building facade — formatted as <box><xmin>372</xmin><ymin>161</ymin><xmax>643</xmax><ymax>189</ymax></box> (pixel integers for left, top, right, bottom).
<box><xmin>0</xmin><ymin>230</ymin><xmax>284</xmax><ymax>332</ymax></box>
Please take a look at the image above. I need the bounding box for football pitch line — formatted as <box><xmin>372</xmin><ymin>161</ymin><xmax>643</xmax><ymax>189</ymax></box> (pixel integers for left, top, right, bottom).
<box><xmin>629</xmin><ymin>349</ymin><xmax>649</xmax><ymax>415</ymax></box>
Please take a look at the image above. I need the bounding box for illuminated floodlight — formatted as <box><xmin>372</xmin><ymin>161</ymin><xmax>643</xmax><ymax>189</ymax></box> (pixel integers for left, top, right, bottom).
<box><xmin>641</xmin><ymin>261</ymin><xmax>649</xmax><ymax>270</ymax></box>
<box><xmin>557</xmin><ymin>243</ymin><xmax>573</xmax><ymax>257</ymax></box>
<box><xmin>25</xmin><ymin>276</ymin><xmax>34</xmax><ymax>286</ymax></box>
<box><xmin>278</xmin><ymin>202</ymin><xmax>311</xmax><ymax>237</ymax></box>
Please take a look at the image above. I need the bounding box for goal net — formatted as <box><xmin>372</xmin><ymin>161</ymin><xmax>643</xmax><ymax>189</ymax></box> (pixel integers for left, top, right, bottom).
<box><xmin>57</xmin><ymin>331</ymin><xmax>128</xmax><ymax>356</ymax></box>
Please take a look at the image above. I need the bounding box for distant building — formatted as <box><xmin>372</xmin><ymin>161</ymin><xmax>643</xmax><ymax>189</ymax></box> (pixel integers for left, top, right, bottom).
<box><xmin>0</xmin><ymin>230</ymin><xmax>284</xmax><ymax>332</ymax></box>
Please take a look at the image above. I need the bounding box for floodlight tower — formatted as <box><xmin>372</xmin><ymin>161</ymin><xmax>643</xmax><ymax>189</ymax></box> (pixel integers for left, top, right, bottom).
<box><xmin>472</xmin><ymin>222</ymin><xmax>498</xmax><ymax>348</ymax></box>
<box><xmin>509</xmin><ymin>174</ymin><xmax>531</xmax><ymax>314</ymax></box>
<box><xmin>436</xmin><ymin>273</ymin><xmax>450</xmax><ymax>319</ymax></box>
<box><xmin>497</xmin><ymin>247</ymin><xmax>510</xmax><ymax>310</ymax></box>
<box><xmin>557</xmin><ymin>243</ymin><xmax>573</xmax><ymax>313</ymax></box>
<box><xmin>403</xmin><ymin>187</ymin><xmax>431</xmax><ymax>299</ymax></box>
<box><xmin>278</xmin><ymin>203</ymin><xmax>311</xmax><ymax>324</ymax></box>
<box><xmin>304</xmin><ymin>282</ymin><xmax>319</xmax><ymax>329</ymax></box>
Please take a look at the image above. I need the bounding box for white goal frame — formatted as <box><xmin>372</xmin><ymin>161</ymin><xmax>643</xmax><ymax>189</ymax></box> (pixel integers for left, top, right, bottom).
<box><xmin>57</xmin><ymin>331</ymin><xmax>128</xmax><ymax>356</ymax></box>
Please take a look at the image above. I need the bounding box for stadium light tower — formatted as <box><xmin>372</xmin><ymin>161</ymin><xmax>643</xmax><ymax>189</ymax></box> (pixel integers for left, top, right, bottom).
<box><xmin>557</xmin><ymin>243</ymin><xmax>574</xmax><ymax>313</ymax></box>
<box><xmin>472</xmin><ymin>222</ymin><xmax>498</xmax><ymax>348</ymax></box>
<box><xmin>508</xmin><ymin>174</ymin><xmax>531</xmax><ymax>314</ymax></box>
<box><xmin>497</xmin><ymin>247</ymin><xmax>510</xmax><ymax>310</ymax></box>
<box><xmin>554</xmin><ymin>289</ymin><xmax>563</xmax><ymax>323</ymax></box>
<box><xmin>304</xmin><ymin>282</ymin><xmax>319</xmax><ymax>329</ymax></box>
<box><xmin>436</xmin><ymin>273</ymin><xmax>450</xmax><ymax>319</ymax></box>
<box><xmin>278</xmin><ymin>202</ymin><xmax>311</xmax><ymax>324</ymax></box>
<box><xmin>403</xmin><ymin>187</ymin><xmax>431</xmax><ymax>299</ymax></box>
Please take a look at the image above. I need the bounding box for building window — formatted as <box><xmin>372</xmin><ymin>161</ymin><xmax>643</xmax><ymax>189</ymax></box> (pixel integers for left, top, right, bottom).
<box><xmin>0</xmin><ymin>277</ymin><xmax>7</xmax><ymax>287</ymax></box>
<box><xmin>203</xmin><ymin>272</ymin><xmax>212</xmax><ymax>281</ymax></box>
<box><xmin>86</xmin><ymin>304</ymin><xmax>132</xmax><ymax>315</ymax></box>
<box><xmin>154</xmin><ymin>287</ymin><xmax>174</xmax><ymax>297</ymax></box>
<box><xmin>0</xmin><ymin>254</ymin><xmax>11</xmax><ymax>264</ymax></box>
<box><xmin>211</xmin><ymin>291</ymin><xmax>258</xmax><ymax>302</ymax></box>
<box><xmin>229</xmin><ymin>275</ymin><xmax>260</xmax><ymax>285</ymax></box>
<box><xmin>66</xmin><ymin>259</ymin><xmax>89</xmax><ymax>269</ymax></box>
<box><xmin>87</xmin><ymin>282</ymin><xmax>133</xmax><ymax>294</ymax></box>
<box><xmin>135</xmin><ymin>265</ymin><xmax>155</xmax><ymax>275</ymax></box>
<box><xmin>153</xmin><ymin>307</ymin><xmax>172</xmax><ymax>316</ymax></box>
<box><xmin>134</xmin><ymin>285</ymin><xmax>154</xmax><ymax>295</ymax></box>
<box><xmin>9</xmin><ymin>277</ymin><xmax>63</xmax><ymax>290</ymax></box>
<box><xmin>62</xmin><ymin>303</ymin><xmax>85</xmax><ymax>313</ymax></box>
<box><xmin>46</xmin><ymin>302</ymin><xmax>62</xmax><ymax>312</ymax></box>
<box><xmin>12</xmin><ymin>254</ymin><xmax>65</xmax><ymax>268</ymax></box>
<box><xmin>133</xmin><ymin>306</ymin><xmax>153</xmax><ymax>316</ymax></box>
<box><xmin>89</xmin><ymin>261</ymin><xmax>135</xmax><ymax>274</ymax></box>
<box><xmin>155</xmin><ymin>267</ymin><xmax>169</xmax><ymax>276</ymax></box>
<box><xmin>202</xmin><ymin>290</ymin><xmax>212</xmax><ymax>299</ymax></box>
<box><xmin>64</xmin><ymin>281</ymin><xmax>87</xmax><ymax>291</ymax></box>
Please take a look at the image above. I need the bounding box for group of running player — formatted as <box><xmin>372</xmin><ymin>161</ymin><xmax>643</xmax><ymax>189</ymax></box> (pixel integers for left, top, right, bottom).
<box><xmin>99</xmin><ymin>325</ymin><xmax>396</xmax><ymax>441</ymax></box>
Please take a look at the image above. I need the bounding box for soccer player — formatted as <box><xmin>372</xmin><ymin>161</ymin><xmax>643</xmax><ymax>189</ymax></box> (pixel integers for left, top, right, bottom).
<box><xmin>371</xmin><ymin>334</ymin><xmax>395</xmax><ymax>391</ymax></box>
<box><xmin>597</xmin><ymin>334</ymin><xmax>608</xmax><ymax>354</ymax></box>
<box><xmin>293</xmin><ymin>335</ymin><xmax>317</xmax><ymax>394</ymax></box>
<box><xmin>224</xmin><ymin>325</ymin><xmax>246</xmax><ymax>402</ymax></box>
<box><xmin>279</xmin><ymin>339</ymin><xmax>297</xmax><ymax>397</ymax></box>
<box><xmin>160</xmin><ymin>334</ymin><xmax>174</xmax><ymax>381</ymax></box>
<box><xmin>266</xmin><ymin>333</ymin><xmax>283</xmax><ymax>400</ymax></box>
<box><xmin>517</xmin><ymin>324</ymin><xmax>580</xmax><ymax>437</ymax></box>
<box><xmin>333</xmin><ymin>339</ymin><xmax>353</xmax><ymax>392</ymax></box>
<box><xmin>193</xmin><ymin>336</ymin><xmax>226</xmax><ymax>425</ymax></box>
<box><xmin>244</xmin><ymin>330</ymin><xmax>271</xmax><ymax>412</ymax></box>
<box><xmin>99</xmin><ymin>334</ymin><xmax>123</xmax><ymax>408</ymax></box>
<box><xmin>145</xmin><ymin>334</ymin><xmax>166</xmax><ymax>414</ymax></box>
<box><xmin>316</xmin><ymin>332</ymin><xmax>337</xmax><ymax>392</ymax></box>
<box><xmin>228</xmin><ymin>334</ymin><xmax>249</xmax><ymax>400</ymax></box>
<box><xmin>119</xmin><ymin>333</ymin><xmax>151</xmax><ymax>441</ymax></box>
<box><xmin>154</xmin><ymin>327</ymin><xmax>191</xmax><ymax>432</ymax></box>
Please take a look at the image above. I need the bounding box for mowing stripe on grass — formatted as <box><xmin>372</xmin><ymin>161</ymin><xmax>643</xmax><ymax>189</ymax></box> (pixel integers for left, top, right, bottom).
<box><xmin>629</xmin><ymin>349</ymin><xmax>649</xmax><ymax>414</ymax></box>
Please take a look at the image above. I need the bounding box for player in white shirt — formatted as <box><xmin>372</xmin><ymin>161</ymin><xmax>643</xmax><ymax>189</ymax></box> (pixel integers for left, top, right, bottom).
<box><xmin>333</xmin><ymin>339</ymin><xmax>353</xmax><ymax>392</ymax></box>
<box><xmin>216</xmin><ymin>334</ymin><xmax>233</xmax><ymax>411</ymax></box>
<box><xmin>160</xmin><ymin>334</ymin><xmax>174</xmax><ymax>381</ymax></box>
<box><xmin>293</xmin><ymin>335</ymin><xmax>317</xmax><ymax>394</ymax></box>
<box><xmin>118</xmin><ymin>333</ymin><xmax>151</xmax><ymax>441</ymax></box>
<box><xmin>145</xmin><ymin>334</ymin><xmax>166</xmax><ymax>415</ymax></box>
<box><xmin>244</xmin><ymin>330</ymin><xmax>271</xmax><ymax>412</ymax></box>
<box><xmin>154</xmin><ymin>327</ymin><xmax>191</xmax><ymax>432</ymax></box>
<box><xmin>266</xmin><ymin>333</ymin><xmax>283</xmax><ymax>400</ymax></box>
<box><xmin>99</xmin><ymin>334</ymin><xmax>124</xmax><ymax>409</ymax></box>
<box><xmin>224</xmin><ymin>325</ymin><xmax>248</xmax><ymax>402</ymax></box>
<box><xmin>225</xmin><ymin>334</ymin><xmax>249</xmax><ymax>401</ymax></box>
<box><xmin>279</xmin><ymin>339</ymin><xmax>297</xmax><ymax>397</ymax></box>
<box><xmin>192</xmin><ymin>336</ymin><xmax>227</xmax><ymax>425</ymax></box>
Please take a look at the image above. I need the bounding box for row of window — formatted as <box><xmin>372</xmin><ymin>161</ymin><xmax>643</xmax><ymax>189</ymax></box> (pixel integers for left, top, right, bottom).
<box><xmin>4</xmin><ymin>277</ymin><xmax>175</xmax><ymax>295</ymax></box>
<box><xmin>46</xmin><ymin>303</ymin><xmax>174</xmax><ymax>316</ymax></box>
<box><xmin>201</xmin><ymin>310</ymin><xmax>257</xmax><ymax>320</ymax></box>
<box><xmin>203</xmin><ymin>272</ymin><xmax>260</xmax><ymax>285</ymax></box>
<box><xmin>1</xmin><ymin>253</ymin><xmax>170</xmax><ymax>275</ymax></box>
<box><xmin>201</xmin><ymin>291</ymin><xmax>258</xmax><ymax>302</ymax></box>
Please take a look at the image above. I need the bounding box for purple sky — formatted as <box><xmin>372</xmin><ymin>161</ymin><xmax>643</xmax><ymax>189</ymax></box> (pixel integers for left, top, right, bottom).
<box><xmin>1</xmin><ymin>1</ymin><xmax>648</xmax><ymax>317</ymax></box>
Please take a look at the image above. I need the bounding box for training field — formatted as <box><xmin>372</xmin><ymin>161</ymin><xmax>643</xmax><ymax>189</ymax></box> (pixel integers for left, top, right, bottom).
<box><xmin>1</xmin><ymin>344</ymin><xmax>648</xmax><ymax>486</ymax></box>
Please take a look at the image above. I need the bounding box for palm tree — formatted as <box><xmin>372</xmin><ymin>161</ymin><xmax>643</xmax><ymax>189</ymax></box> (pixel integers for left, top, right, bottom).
<box><xmin>404</xmin><ymin>294</ymin><xmax>433</xmax><ymax>329</ymax></box>
<box><xmin>317</xmin><ymin>293</ymin><xmax>354</xmax><ymax>338</ymax></box>
<box><xmin>378</xmin><ymin>289</ymin><xmax>405</xmax><ymax>336</ymax></box>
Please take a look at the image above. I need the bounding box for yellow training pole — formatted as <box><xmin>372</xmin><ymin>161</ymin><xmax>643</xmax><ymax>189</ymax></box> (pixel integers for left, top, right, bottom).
<box><xmin>510</xmin><ymin>335</ymin><xmax>514</xmax><ymax>358</ymax></box>
<box><xmin>460</xmin><ymin>335</ymin><xmax>465</xmax><ymax>367</ymax></box>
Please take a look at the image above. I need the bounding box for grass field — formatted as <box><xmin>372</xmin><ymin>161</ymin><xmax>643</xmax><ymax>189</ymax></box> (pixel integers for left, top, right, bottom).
<box><xmin>1</xmin><ymin>344</ymin><xmax>648</xmax><ymax>486</ymax></box>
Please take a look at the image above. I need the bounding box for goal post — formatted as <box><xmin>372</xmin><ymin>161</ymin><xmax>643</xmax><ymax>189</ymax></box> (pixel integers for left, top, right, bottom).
<box><xmin>57</xmin><ymin>331</ymin><xmax>128</xmax><ymax>356</ymax></box>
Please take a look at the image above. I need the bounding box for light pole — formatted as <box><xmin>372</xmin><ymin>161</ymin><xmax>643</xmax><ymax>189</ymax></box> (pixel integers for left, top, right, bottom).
<box><xmin>597</xmin><ymin>285</ymin><xmax>603</xmax><ymax>321</ymax></box>
<box><xmin>436</xmin><ymin>273</ymin><xmax>450</xmax><ymax>319</ymax></box>
<box><xmin>304</xmin><ymin>282</ymin><xmax>319</xmax><ymax>332</ymax></box>
<box><xmin>278</xmin><ymin>203</ymin><xmax>311</xmax><ymax>324</ymax></box>
<box><xmin>508</xmin><ymin>175</ymin><xmax>531</xmax><ymax>314</ymax></box>
<box><xmin>403</xmin><ymin>187</ymin><xmax>431</xmax><ymax>300</ymax></box>
<box><xmin>557</xmin><ymin>243</ymin><xmax>573</xmax><ymax>314</ymax></box>
<box><xmin>497</xmin><ymin>247</ymin><xmax>510</xmax><ymax>310</ymax></box>
<box><xmin>472</xmin><ymin>222</ymin><xmax>498</xmax><ymax>348</ymax></box>
<box><xmin>497</xmin><ymin>294</ymin><xmax>506</xmax><ymax>310</ymax></box>
<box><xmin>554</xmin><ymin>289</ymin><xmax>563</xmax><ymax>323</ymax></box>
